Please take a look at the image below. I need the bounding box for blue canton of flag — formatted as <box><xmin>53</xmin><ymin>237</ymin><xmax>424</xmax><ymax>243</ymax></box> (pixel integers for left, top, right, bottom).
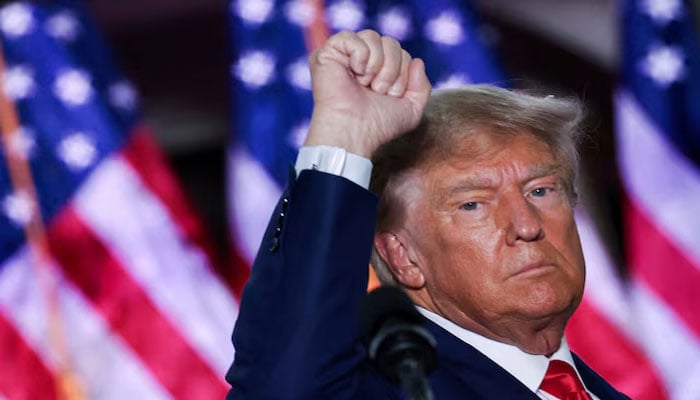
<box><xmin>0</xmin><ymin>0</ymin><xmax>139</xmax><ymax>260</ymax></box>
<box><xmin>228</xmin><ymin>0</ymin><xmax>505</xmax><ymax>263</ymax></box>
<box><xmin>622</xmin><ymin>0</ymin><xmax>700</xmax><ymax>162</ymax></box>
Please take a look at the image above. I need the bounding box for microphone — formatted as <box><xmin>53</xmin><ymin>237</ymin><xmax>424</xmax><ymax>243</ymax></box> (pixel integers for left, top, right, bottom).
<box><xmin>358</xmin><ymin>286</ymin><xmax>437</xmax><ymax>400</ymax></box>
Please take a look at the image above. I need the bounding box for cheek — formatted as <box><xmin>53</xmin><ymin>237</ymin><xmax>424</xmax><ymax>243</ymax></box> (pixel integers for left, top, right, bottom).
<box><xmin>411</xmin><ymin>208</ymin><xmax>504</xmax><ymax>292</ymax></box>
<box><xmin>543</xmin><ymin>209</ymin><xmax>584</xmax><ymax>265</ymax></box>
<box><xmin>428</xmin><ymin>227</ymin><xmax>501</xmax><ymax>291</ymax></box>
<box><xmin>559</xmin><ymin>217</ymin><xmax>586</xmax><ymax>274</ymax></box>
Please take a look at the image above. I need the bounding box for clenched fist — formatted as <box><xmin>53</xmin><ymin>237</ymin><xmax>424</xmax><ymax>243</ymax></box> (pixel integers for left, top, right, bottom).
<box><xmin>304</xmin><ymin>30</ymin><xmax>432</xmax><ymax>158</ymax></box>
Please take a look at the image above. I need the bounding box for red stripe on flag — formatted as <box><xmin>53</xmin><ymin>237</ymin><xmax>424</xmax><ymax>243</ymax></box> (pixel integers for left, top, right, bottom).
<box><xmin>625</xmin><ymin>197</ymin><xmax>700</xmax><ymax>339</ymax></box>
<box><xmin>566</xmin><ymin>299</ymin><xmax>668</xmax><ymax>400</ymax></box>
<box><xmin>122</xmin><ymin>128</ymin><xmax>250</xmax><ymax>299</ymax></box>
<box><xmin>47</xmin><ymin>208</ymin><xmax>228</xmax><ymax>400</ymax></box>
<box><xmin>0</xmin><ymin>312</ymin><xmax>59</xmax><ymax>400</ymax></box>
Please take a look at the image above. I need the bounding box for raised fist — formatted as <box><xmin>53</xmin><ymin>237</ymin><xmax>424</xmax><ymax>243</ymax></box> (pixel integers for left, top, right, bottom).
<box><xmin>305</xmin><ymin>30</ymin><xmax>431</xmax><ymax>158</ymax></box>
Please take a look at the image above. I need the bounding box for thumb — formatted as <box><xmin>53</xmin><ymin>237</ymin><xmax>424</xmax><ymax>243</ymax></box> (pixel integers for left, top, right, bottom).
<box><xmin>404</xmin><ymin>58</ymin><xmax>431</xmax><ymax>110</ymax></box>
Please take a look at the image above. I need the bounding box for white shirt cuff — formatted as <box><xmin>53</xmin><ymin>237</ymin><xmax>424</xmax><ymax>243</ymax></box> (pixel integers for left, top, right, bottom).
<box><xmin>295</xmin><ymin>145</ymin><xmax>373</xmax><ymax>189</ymax></box>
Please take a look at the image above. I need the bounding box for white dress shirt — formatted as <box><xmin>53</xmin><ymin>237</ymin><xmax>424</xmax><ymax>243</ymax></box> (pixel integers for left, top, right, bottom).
<box><xmin>418</xmin><ymin>307</ymin><xmax>600</xmax><ymax>400</ymax></box>
<box><xmin>295</xmin><ymin>145</ymin><xmax>599</xmax><ymax>400</ymax></box>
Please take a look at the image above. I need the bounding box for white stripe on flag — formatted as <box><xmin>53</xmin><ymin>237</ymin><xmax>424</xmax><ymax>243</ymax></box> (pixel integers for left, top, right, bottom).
<box><xmin>575</xmin><ymin>210</ymin><xmax>636</xmax><ymax>337</ymax></box>
<box><xmin>228</xmin><ymin>146</ymin><xmax>282</xmax><ymax>262</ymax></box>
<box><xmin>630</xmin><ymin>280</ymin><xmax>700</xmax><ymax>400</ymax></box>
<box><xmin>73</xmin><ymin>155</ymin><xmax>238</xmax><ymax>375</ymax></box>
<box><xmin>616</xmin><ymin>90</ymin><xmax>700</xmax><ymax>267</ymax></box>
<box><xmin>0</xmin><ymin>248</ymin><xmax>171</xmax><ymax>400</ymax></box>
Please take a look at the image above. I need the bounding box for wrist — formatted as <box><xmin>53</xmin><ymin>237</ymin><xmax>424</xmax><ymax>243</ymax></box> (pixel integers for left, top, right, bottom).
<box><xmin>305</xmin><ymin>120</ymin><xmax>378</xmax><ymax>159</ymax></box>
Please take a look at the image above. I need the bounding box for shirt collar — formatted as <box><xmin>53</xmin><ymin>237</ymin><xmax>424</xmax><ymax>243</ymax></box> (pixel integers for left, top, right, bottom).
<box><xmin>417</xmin><ymin>306</ymin><xmax>581</xmax><ymax>393</ymax></box>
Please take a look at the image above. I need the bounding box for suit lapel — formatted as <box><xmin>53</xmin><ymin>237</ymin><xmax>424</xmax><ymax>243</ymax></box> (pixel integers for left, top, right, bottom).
<box><xmin>573</xmin><ymin>354</ymin><xmax>631</xmax><ymax>400</ymax></box>
<box><xmin>423</xmin><ymin>320</ymin><xmax>630</xmax><ymax>399</ymax></box>
<box><xmin>425</xmin><ymin>320</ymin><xmax>541</xmax><ymax>400</ymax></box>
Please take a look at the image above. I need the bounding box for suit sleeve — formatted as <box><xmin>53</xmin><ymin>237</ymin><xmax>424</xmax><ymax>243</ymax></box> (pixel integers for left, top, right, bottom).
<box><xmin>226</xmin><ymin>169</ymin><xmax>393</xmax><ymax>399</ymax></box>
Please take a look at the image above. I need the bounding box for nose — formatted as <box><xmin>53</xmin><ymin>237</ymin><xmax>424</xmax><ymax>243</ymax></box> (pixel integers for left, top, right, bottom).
<box><xmin>502</xmin><ymin>193</ymin><xmax>544</xmax><ymax>245</ymax></box>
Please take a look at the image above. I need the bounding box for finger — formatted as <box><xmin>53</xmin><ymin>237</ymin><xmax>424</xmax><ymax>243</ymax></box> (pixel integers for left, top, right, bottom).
<box><xmin>404</xmin><ymin>58</ymin><xmax>432</xmax><ymax>108</ymax></box>
<box><xmin>387</xmin><ymin>49</ymin><xmax>411</xmax><ymax>97</ymax></box>
<box><xmin>356</xmin><ymin>29</ymin><xmax>384</xmax><ymax>86</ymax></box>
<box><xmin>315</xmin><ymin>30</ymin><xmax>369</xmax><ymax>76</ymax></box>
<box><xmin>370</xmin><ymin>36</ymin><xmax>402</xmax><ymax>94</ymax></box>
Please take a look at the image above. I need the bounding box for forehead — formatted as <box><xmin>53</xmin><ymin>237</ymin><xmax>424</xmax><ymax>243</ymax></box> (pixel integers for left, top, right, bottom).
<box><xmin>424</xmin><ymin>130</ymin><xmax>557</xmax><ymax>176</ymax></box>
<box><xmin>386</xmin><ymin>130</ymin><xmax>563</xmax><ymax>215</ymax></box>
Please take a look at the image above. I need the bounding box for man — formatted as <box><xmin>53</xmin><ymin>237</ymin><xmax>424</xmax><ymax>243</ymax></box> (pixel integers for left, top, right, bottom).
<box><xmin>226</xmin><ymin>30</ymin><xmax>630</xmax><ymax>399</ymax></box>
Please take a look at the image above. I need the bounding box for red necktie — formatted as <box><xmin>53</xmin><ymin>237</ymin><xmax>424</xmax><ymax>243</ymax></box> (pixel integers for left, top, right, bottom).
<box><xmin>539</xmin><ymin>360</ymin><xmax>593</xmax><ymax>400</ymax></box>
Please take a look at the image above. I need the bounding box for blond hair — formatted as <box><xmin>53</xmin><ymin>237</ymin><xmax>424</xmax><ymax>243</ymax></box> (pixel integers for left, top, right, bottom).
<box><xmin>369</xmin><ymin>84</ymin><xmax>585</xmax><ymax>285</ymax></box>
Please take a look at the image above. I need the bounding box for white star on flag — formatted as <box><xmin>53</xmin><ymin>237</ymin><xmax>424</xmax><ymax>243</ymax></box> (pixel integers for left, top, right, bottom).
<box><xmin>7</xmin><ymin>126</ymin><xmax>35</xmax><ymax>160</ymax></box>
<box><xmin>425</xmin><ymin>11</ymin><xmax>465</xmax><ymax>46</ymax></box>
<box><xmin>57</xmin><ymin>132</ymin><xmax>97</xmax><ymax>170</ymax></box>
<box><xmin>0</xmin><ymin>3</ymin><xmax>34</xmax><ymax>38</ymax></box>
<box><xmin>45</xmin><ymin>10</ymin><xmax>80</xmax><ymax>41</ymax></box>
<box><xmin>641</xmin><ymin>45</ymin><xmax>685</xmax><ymax>87</ymax></box>
<box><xmin>108</xmin><ymin>81</ymin><xmax>139</xmax><ymax>110</ymax></box>
<box><xmin>2</xmin><ymin>65</ymin><xmax>35</xmax><ymax>100</ymax></box>
<box><xmin>54</xmin><ymin>69</ymin><xmax>94</xmax><ymax>106</ymax></box>
<box><xmin>435</xmin><ymin>73</ymin><xmax>472</xmax><ymax>89</ymax></box>
<box><xmin>233</xmin><ymin>0</ymin><xmax>274</xmax><ymax>25</ymax></box>
<box><xmin>285</xmin><ymin>0</ymin><xmax>316</xmax><ymax>28</ymax></box>
<box><xmin>377</xmin><ymin>7</ymin><xmax>412</xmax><ymax>41</ymax></box>
<box><xmin>233</xmin><ymin>50</ymin><xmax>276</xmax><ymax>89</ymax></box>
<box><xmin>2</xmin><ymin>190</ymin><xmax>34</xmax><ymax>227</ymax></box>
<box><xmin>642</xmin><ymin>0</ymin><xmax>683</xmax><ymax>25</ymax></box>
<box><xmin>327</xmin><ymin>0</ymin><xmax>365</xmax><ymax>31</ymax></box>
<box><xmin>286</xmin><ymin>58</ymin><xmax>311</xmax><ymax>91</ymax></box>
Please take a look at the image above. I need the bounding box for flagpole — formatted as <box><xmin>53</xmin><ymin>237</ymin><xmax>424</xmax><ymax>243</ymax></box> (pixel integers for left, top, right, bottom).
<box><xmin>303</xmin><ymin>0</ymin><xmax>330</xmax><ymax>51</ymax></box>
<box><xmin>0</xmin><ymin>39</ymin><xmax>85</xmax><ymax>400</ymax></box>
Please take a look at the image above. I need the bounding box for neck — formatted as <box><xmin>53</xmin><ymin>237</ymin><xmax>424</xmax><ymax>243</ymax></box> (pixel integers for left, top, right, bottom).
<box><xmin>409</xmin><ymin>290</ymin><xmax>569</xmax><ymax>356</ymax></box>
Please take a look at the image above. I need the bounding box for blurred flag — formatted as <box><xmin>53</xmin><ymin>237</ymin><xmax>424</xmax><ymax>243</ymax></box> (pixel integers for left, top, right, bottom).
<box><xmin>613</xmin><ymin>0</ymin><xmax>700</xmax><ymax>398</ymax></box>
<box><xmin>0</xmin><ymin>1</ymin><xmax>237</xmax><ymax>399</ymax></box>
<box><xmin>228</xmin><ymin>0</ymin><xmax>687</xmax><ymax>399</ymax></box>
<box><xmin>568</xmin><ymin>0</ymin><xmax>700</xmax><ymax>399</ymax></box>
<box><xmin>227</xmin><ymin>0</ymin><xmax>504</xmax><ymax>265</ymax></box>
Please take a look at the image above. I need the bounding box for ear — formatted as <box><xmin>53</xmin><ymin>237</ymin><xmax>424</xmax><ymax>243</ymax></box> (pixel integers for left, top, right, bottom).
<box><xmin>374</xmin><ymin>232</ymin><xmax>426</xmax><ymax>289</ymax></box>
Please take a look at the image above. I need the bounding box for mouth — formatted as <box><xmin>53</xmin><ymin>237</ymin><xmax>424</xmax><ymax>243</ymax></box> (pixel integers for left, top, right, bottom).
<box><xmin>510</xmin><ymin>262</ymin><xmax>556</xmax><ymax>278</ymax></box>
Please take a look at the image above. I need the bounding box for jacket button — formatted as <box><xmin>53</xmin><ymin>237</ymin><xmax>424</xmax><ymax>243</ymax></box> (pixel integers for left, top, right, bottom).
<box><xmin>269</xmin><ymin>237</ymin><xmax>280</xmax><ymax>253</ymax></box>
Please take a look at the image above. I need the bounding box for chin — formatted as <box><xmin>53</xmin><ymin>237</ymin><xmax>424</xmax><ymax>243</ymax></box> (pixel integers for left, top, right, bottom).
<box><xmin>522</xmin><ymin>280</ymin><xmax>583</xmax><ymax>318</ymax></box>
<box><xmin>521</xmin><ymin>334</ymin><xmax>564</xmax><ymax>356</ymax></box>
<box><xmin>512</xmin><ymin>311</ymin><xmax>569</xmax><ymax>356</ymax></box>
<box><xmin>531</xmin><ymin>297</ymin><xmax>579</xmax><ymax>321</ymax></box>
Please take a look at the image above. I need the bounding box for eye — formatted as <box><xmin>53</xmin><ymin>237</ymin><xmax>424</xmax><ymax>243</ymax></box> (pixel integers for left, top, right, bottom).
<box><xmin>461</xmin><ymin>201</ymin><xmax>478</xmax><ymax>211</ymax></box>
<box><xmin>530</xmin><ymin>187</ymin><xmax>549</xmax><ymax>197</ymax></box>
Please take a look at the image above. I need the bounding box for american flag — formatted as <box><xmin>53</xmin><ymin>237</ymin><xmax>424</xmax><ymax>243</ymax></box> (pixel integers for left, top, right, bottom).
<box><xmin>564</xmin><ymin>0</ymin><xmax>700</xmax><ymax>399</ymax></box>
<box><xmin>229</xmin><ymin>0</ymin><xmax>700</xmax><ymax>399</ymax></box>
<box><xmin>227</xmin><ymin>0</ymin><xmax>504</xmax><ymax>264</ymax></box>
<box><xmin>0</xmin><ymin>2</ymin><xmax>237</xmax><ymax>398</ymax></box>
<box><xmin>585</xmin><ymin>0</ymin><xmax>700</xmax><ymax>398</ymax></box>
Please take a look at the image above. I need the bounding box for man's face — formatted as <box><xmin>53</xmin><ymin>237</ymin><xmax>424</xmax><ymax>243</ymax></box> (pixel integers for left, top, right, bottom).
<box><xmin>397</xmin><ymin>131</ymin><xmax>585</xmax><ymax>353</ymax></box>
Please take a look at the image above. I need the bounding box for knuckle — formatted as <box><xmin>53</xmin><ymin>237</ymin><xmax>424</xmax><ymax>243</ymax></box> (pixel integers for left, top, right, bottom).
<box><xmin>381</xmin><ymin>35</ymin><xmax>400</xmax><ymax>48</ymax></box>
<box><xmin>358</xmin><ymin>29</ymin><xmax>380</xmax><ymax>40</ymax></box>
<box><xmin>328</xmin><ymin>30</ymin><xmax>349</xmax><ymax>44</ymax></box>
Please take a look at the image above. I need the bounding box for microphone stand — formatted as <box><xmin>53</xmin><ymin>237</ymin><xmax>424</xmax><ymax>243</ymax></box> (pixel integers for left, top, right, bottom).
<box><xmin>396</xmin><ymin>356</ymin><xmax>434</xmax><ymax>400</ymax></box>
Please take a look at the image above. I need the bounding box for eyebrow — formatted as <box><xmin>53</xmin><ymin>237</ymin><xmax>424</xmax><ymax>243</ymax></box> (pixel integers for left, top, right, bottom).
<box><xmin>442</xmin><ymin>163</ymin><xmax>564</xmax><ymax>197</ymax></box>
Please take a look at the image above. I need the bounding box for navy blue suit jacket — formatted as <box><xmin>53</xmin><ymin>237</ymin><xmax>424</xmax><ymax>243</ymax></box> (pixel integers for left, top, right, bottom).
<box><xmin>226</xmin><ymin>170</ymin><xmax>630</xmax><ymax>400</ymax></box>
